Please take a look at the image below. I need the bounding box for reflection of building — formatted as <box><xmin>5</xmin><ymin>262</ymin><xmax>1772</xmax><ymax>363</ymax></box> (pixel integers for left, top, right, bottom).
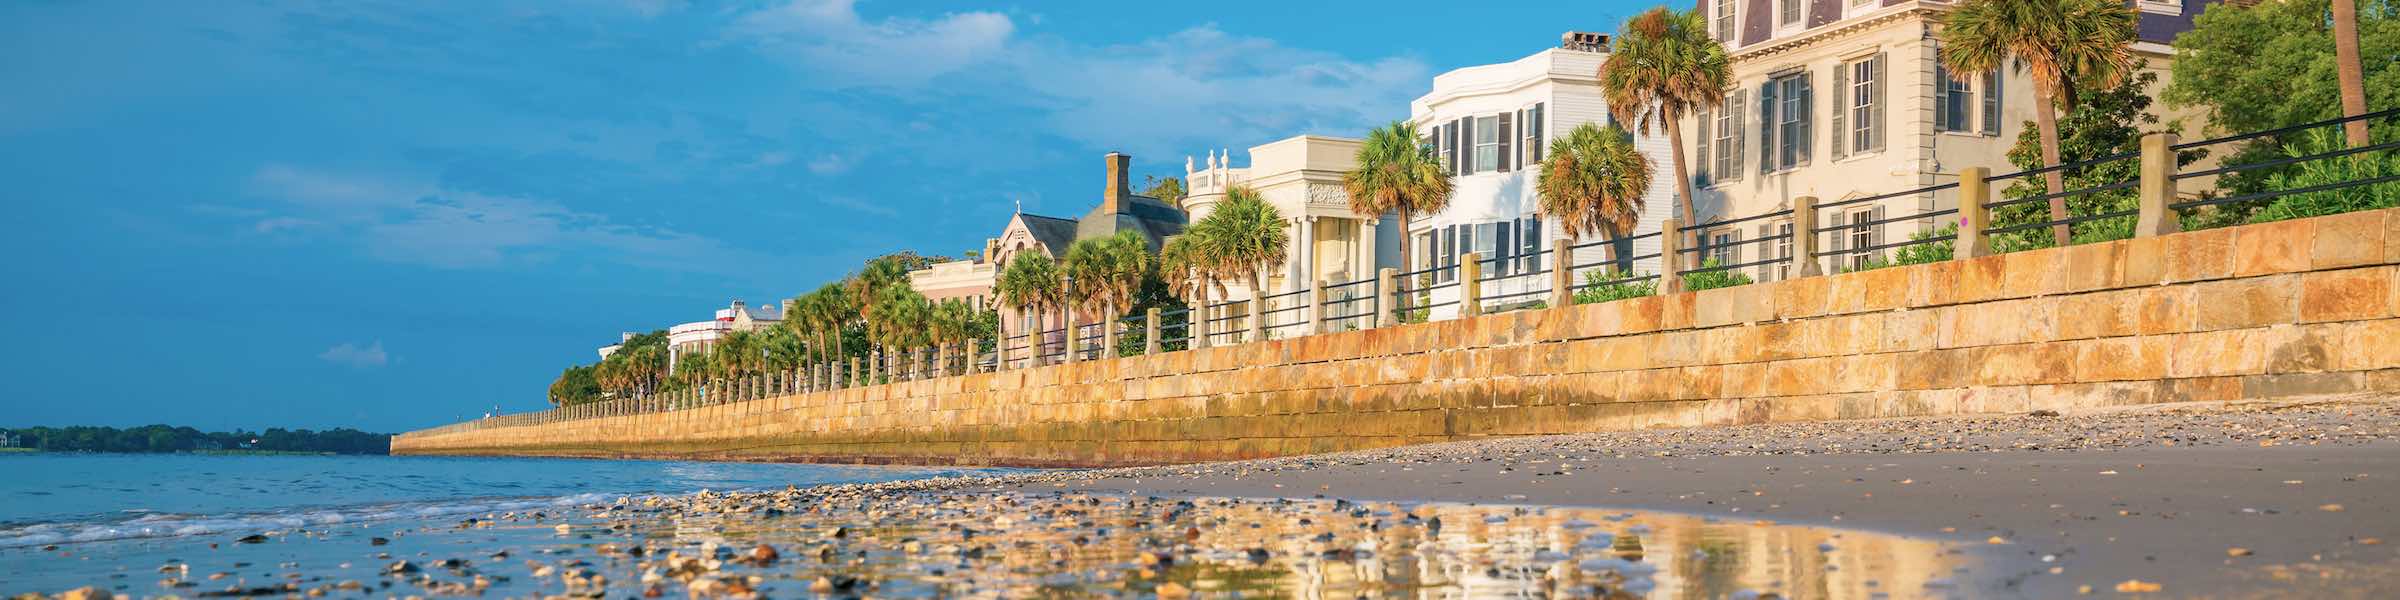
<box><xmin>1679</xmin><ymin>0</ymin><xmax>2217</xmax><ymax>278</ymax></box>
<box><xmin>1409</xmin><ymin>33</ymin><xmax>1680</xmax><ymax>319</ymax></box>
<box><xmin>986</xmin><ymin>153</ymin><xmax>1189</xmax><ymax>346</ymax></box>
<box><xmin>1180</xmin><ymin>135</ymin><xmax>1403</xmax><ymax>303</ymax></box>
<box><xmin>907</xmin><ymin>259</ymin><xmax>997</xmax><ymax>311</ymax></box>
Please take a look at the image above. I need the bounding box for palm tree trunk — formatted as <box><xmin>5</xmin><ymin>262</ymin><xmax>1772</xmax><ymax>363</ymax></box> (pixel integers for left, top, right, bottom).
<box><xmin>1397</xmin><ymin>208</ymin><xmax>1412</xmax><ymax>272</ymax></box>
<box><xmin>1663</xmin><ymin>110</ymin><xmax>1697</xmax><ymax>226</ymax></box>
<box><xmin>2032</xmin><ymin>81</ymin><xmax>2071</xmax><ymax>247</ymax></box>
<box><xmin>2334</xmin><ymin>0</ymin><xmax>2371</xmax><ymax>147</ymax></box>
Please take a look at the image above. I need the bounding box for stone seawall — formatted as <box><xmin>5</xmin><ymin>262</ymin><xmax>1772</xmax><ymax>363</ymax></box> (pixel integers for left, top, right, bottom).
<box><xmin>392</xmin><ymin>208</ymin><xmax>2400</xmax><ymax>466</ymax></box>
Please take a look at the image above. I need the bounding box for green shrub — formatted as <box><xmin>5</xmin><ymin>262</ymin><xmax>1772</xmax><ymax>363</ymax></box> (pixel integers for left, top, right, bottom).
<box><xmin>1842</xmin><ymin>224</ymin><xmax>1958</xmax><ymax>272</ymax></box>
<box><xmin>2248</xmin><ymin>129</ymin><xmax>2400</xmax><ymax>223</ymax></box>
<box><xmin>1680</xmin><ymin>258</ymin><xmax>1753</xmax><ymax>291</ymax></box>
<box><xmin>1572</xmin><ymin>268</ymin><xmax>1657</xmax><ymax>304</ymax></box>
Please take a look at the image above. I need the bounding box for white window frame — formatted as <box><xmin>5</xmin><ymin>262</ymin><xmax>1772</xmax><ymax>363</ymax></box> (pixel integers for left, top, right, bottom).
<box><xmin>1713</xmin><ymin>101</ymin><xmax>1738</xmax><ymax>179</ymax></box>
<box><xmin>1716</xmin><ymin>0</ymin><xmax>1738</xmax><ymax>41</ymax></box>
<box><xmin>1937</xmin><ymin>66</ymin><xmax>1975</xmax><ymax>134</ymax></box>
<box><xmin>1773</xmin><ymin>221</ymin><xmax>1794</xmax><ymax>280</ymax></box>
<box><xmin>1847</xmin><ymin>209</ymin><xmax>1877</xmax><ymax>271</ymax></box>
<box><xmin>1848</xmin><ymin>56</ymin><xmax>1877</xmax><ymax>154</ymax></box>
<box><xmin>1472</xmin><ymin>115</ymin><xmax>1500</xmax><ymax>174</ymax></box>
<box><xmin>1773</xmin><ymin>73</ymin><xmax>1806</xmax><ymax>172</ymax></box>
<box><xmin>1778</xmin><ymin>0</ymin><xmax>1802</xmax><ymax>28</ymax></box>
<box><xmin>1708</xmin><ymin>230</ymin><xmax>1736</xmax><ymax>266</ymax></box>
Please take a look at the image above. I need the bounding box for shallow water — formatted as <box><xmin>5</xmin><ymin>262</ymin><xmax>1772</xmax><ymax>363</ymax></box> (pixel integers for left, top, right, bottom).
<box><xmin>0</xmin><ymin>453</ymin><xmax>1008</xmax><ymax>548</ymax></box>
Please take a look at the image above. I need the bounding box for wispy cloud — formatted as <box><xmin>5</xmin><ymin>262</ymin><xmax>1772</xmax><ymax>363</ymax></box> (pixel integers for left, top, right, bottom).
<box><xmin>318</xmin><ymin>340</ymin><xmax>388</xmax><ymax>368</ymax></box>
<box><xmin>725</xmin><ymin>0</ymin><xmax>1015</xmax><ymax>88</ymax></box>
<box><xmin>246</xmin><ymin>163</ymin><xmax>745</xmax><ymax>271</ymax></box>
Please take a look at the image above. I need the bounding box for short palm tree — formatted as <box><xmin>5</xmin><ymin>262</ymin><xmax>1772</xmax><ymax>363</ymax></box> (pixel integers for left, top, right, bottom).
<box><xmin>1343</xmin><ymin>120</ymin><xmax>1452</xmax><ymax>268</ymax></box>
<box><xmin>926</xmin><ymin>299</ymin><xmax>975</xmax><ymax>374</ymax></box>
<box><xmin>995</xmin><ymin>252</ymin><xmax>1065</xmax><ymax>362</ymax></box>
<box><xmin>1940</xmin><ymin>0</ymin><xmax>2136</xmax><ymax>246</ymax></box>
<box><xmin>713</xmin><ymin>329</ymin><xmax>758</xmax><ymax>381</ymax></box>
<box><xmin>1537</xmin><ymin>123</ymin><xmax>1654</xmax><ymax>261</ymax></box>
<box><xmin>1159</xmin><ymin>235</ymin><xmax>1204</xmax><ymax>307</ymax></box>
<box><xmin>1191</xmin><ymin>185</ymin><xmax>1289</xmax><ymax>303</ymax></box>
<box><xmin>1601</xmin><ymin>6</ymin><xmax>1728</xmax><ymax>228</ymax></box>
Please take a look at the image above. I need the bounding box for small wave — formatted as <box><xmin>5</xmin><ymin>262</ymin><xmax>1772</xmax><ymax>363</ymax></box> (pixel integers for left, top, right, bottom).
<box><xmin>0</xmin><ymin>492</ymin><xmax>618</xmax><ymax>549</ymax></box>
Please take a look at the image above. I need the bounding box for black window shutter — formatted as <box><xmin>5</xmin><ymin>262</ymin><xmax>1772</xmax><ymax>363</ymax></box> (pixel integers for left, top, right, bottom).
<box><xmin>1872</xmin><ymin>53</ymin><xmax>1889</xmax><ymax>152</ymax></box>
<box><xmin>1448</xmin><ymin>120</ymin><xmax>1461</xmax><ymax>176</ymax></box>
<box><xmin>1460</xmin><ymin>117</ymin><xmax>1475</xmax><ymax>174</ymax></box>
<box><xmin>1532</xmin><ymin>103</ymin><xmax>1546</xmax><ymax>163</ymax></box>
<box><xmin>1758</xmin><ymin>80</ymin><xmax>1777</xmax><ymax>174</ymax></box>
<box><xmin>1934</xmin><ymin>63</ymin><xmax>1951</xmax><ymax>133</ymax></box>
<box><xmin>1983</xmin><ymin>69</ymin><xmax>2002</xmax><ymax>135</ymax></box>
<box><xmin>1796</xmin><ymin>71</ymin><xmax>1814</xmax><ymax>166</ymax></box>
<box><xmin>1695</xmin><ymin>106</ymin><xmax>1712</xmax><ymax>184</ymax></box>
<box><xmin>1497</xmin><ymin>112</ymin><xmax>1513</xmax><ymax>172</ymax></box>
<box><xmin>1728</xmin><ymin>90</ymin><xmax>1745</xmax><ymax>180</ymax></box>
<box><xmin>1830</xmin><ymin>62</ymin><xmax>1848</xmax><ymax>160</ymax></box>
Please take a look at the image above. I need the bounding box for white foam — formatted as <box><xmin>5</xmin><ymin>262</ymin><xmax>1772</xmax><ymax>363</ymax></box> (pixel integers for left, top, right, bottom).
<box><xmin>0</xmin><ymin>492</ymin><xmax>616</xmax><ymax>549</ymax></box>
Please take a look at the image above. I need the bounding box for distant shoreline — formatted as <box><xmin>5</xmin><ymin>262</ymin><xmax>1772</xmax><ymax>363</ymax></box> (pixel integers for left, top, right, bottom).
<box><xmin>0</xmin><ymin>448</ymin><xmax>365</xmax><ymax>456</ymax></box>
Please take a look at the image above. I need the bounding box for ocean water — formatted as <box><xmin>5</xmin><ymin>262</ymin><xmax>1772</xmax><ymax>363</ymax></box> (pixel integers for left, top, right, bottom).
<box><xmin>0</xmin><ymin>453</ymin><xmax>1010</xmax><ymax>549</ymax></box>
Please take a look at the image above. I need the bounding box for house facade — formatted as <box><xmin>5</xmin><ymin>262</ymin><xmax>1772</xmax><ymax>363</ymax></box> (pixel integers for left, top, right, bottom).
<box><xmin>988</xmin><ymin>153</ymin><xmax>1189</xmax><ymax>349</ymax></box>
<box><xmin>1680</xmin><ymin>0</ymin><xmax>2216</xmax><ymax>278</ymax></box>
<box><xmin>660</xmin><ymin>300</ymin><xmax>782</xmax><ymax>371</ymax></box>
<box><xmin>907</xmin><ymin>259</ymin><xmax>997</xmax><ymax>311</ymax></box>
<box><xmin>1181</xmin><ymin>135</ymin><xmax>1404</xmax><ymax>305</ymax></box>
<box><xmin>1409</xmin><ymin>33</ymin><xmax>1682</xmax><ymax>318</ymax></box>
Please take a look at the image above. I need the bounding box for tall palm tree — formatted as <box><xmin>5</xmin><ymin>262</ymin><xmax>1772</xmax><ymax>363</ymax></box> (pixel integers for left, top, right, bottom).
<box><xmin>1600</xmin><ymin>6</ymin><xmax>1728</xmax><ymax>228</ymax></box>
<box><xmin>1537</xmin><ymin>123</ymin><xmax>1654</xmax><ymax>264</ymax></box>
<box><xmin>1062</xmin><ymin>231</ymin><xmax>1151</xmax><ymax>352</ymax></box>
<box><xmin>2334</xmin><ymin>0</ymin><xmax>2371</xmax><ymax>146</ymax></box>
<box><xmin>1159</xmin><ymin>235</ymin><xmax>1204</xmax><ymax>307</ymax></box>
<box><xmin>1343</xmin><ymin>121</ymin><xmax>1453</xmax><ymax>269</ymax></box>
<box><xmin>1191</xmin><ymin>185</ymin><xmax>1290</xmax><ymax>302</ymax></box>
<box><xmin>926</xmin><ymin>299</ymin><xmax>975</xmax><ymax>374</ymax></box>
<box><xmin>1941</xmin><ymin>0</ymin><xmax>2136</xmax><ymax>246</ymax></box>
<box><xmin>714</xmin><ymin>329</ymin><xmax>759</xmax><ymax>381</ymax></box>
<box><xmin>995</xmin><ymin>252</ymin><xmax>1065</xmax><ymax>363</ymax></box>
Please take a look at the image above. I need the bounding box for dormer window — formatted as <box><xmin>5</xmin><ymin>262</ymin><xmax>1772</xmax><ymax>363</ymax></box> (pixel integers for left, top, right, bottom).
<box><xmin>1715</xmin><ymin>0</ymin><xmax>1736</xmax><ymax>41</ymax></box>
<box><xmin>1779</xmin><ymin>0</ymin><xmax>1801</xmax><ymax>26</ymax></box>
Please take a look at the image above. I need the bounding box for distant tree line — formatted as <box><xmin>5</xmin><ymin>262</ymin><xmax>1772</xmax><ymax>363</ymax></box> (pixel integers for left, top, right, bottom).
<box><xmin>1</xmin><ymin>425</ymin><xmax>390</xmax><ymax>454</ymax></box>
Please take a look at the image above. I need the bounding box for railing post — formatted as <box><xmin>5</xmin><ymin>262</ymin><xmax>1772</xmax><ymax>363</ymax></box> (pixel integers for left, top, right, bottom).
<box><xmin>1375</xmin><ymin>268</ymin><xmax>1398</xmax><ymax>328</ymax></box>
<box><xmin>2137</xmin><ymin>132</ymin><xmax>2182</xmax><ymax>237</ymax></box>
<box><xmin>1550</xmin><ymin>236</ymin><xmax>1573</xmax><ymax>308</ymax></box>
<box><xmin>1792</xmin><ymin>197</ymin><xmax>1824</xmax><ymax>277</ymax></box>
<box><xmin>1958</xmin><ymin>167</ymin><xmax>1994</xmax><ymax>259</ymax></box>
<box><xmin>1193</xmin><ymin>303</ymin><xmax>1213</xmax><ymax>349</ymax></box>
<box><xmin>1065</xmin><ymin>311</ymin><xmax>1081</xmax><ymax>363</ymax></box>
<box><xmin>1246</xmin><ymin>295</ymin><xmax>1265</xmax><ymax>342</ymax></box>
<box><xmin>1102</xmin><ymin>313</ymin><xmax>1120</xmax><ymax>358</ymax></box>
<box><xmin>845</xmin><ymin>357</ymin><xmax>857</xmax><ymax>388</ymax></box>
<box><xmin>1310</xmin><ymin>280</ymin><xmax>1329</xmax><ymax>334</ymax></box>
<box><xmin>1660</xmin><ymin>219</ymin><xmax>1686</xmax><ymax>294</ymax></box>
<box><xmin>1144</xmin><ymin>308</ymin><xmax>1162</xmax><ymax>354</ymax></box>
<box><xmin>1459</xmin><ymin>252</ymin><xmax>1483</xmax><ymax>317</ymax></box>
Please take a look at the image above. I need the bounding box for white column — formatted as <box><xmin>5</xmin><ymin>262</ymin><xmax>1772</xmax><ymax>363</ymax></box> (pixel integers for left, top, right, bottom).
<box><xmin>1293</xmin><ymin>216</ymin><xmax>1314</xmax><ymax>294</ymax></box>
<box><xmin>1359</xmin><ymin>217</ymin><xmax>1379</xmax><ymax>277</ymax></box>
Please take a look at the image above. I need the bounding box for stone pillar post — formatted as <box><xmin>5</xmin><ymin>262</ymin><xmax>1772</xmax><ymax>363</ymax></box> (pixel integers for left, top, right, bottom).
<box><xmin>1064</xmin><ymin>309</ymin><xmax>1081</xmax><ymax>363</ymax></box>
<box><xmin>1310</xmin><ymin>280</ymin><xmax>1329</xmax><ymax>334</ymax></box>
<box><xmin>1550</xmin><ymin>236</ymin><xmax>1574</xmax><ymax>308</ymax></box>
<box><xmin>1793</xmin><ymin>196</ymin><xmax>1824</xmax><ymax>276</ymax></box>
<box><xmin>1102</xmin><ymin>311</ymin><xmax>1119</xmax><ymax>358</ymax></box>
<box><xmin>1957</xmin><ymin>167</ymin><xmax>1994</xmax><ymax>259</ymax></box>
<box><xmin>1375</xmin><ymin>267</ymin><xmax>1398</xmax><ymax>328</ymax></box>
<box><xmin>1660</xmin><ymin>219</ymin><xmax>1686</xmax><ymax>294</ymax></box>
<box><xmin>1460</xmin><ymin>252</ymin><xmax>1483</xmax><ymax>317</ymax></box>
<box><xmin>1193</xmin><ymin>301</ymin><xmax>1212</xmax><ymax>349</ymax></box>
<box><xmin>1144</xmin><ymin>308</ymin><xmax>1162</xmax><ymax>354</ymax></box>
<box><xmin>2137</xmin><ymin>132</ymin><xmax>2182</xmax><ymax>237</ymax></box>
<box><xmin>1246</xmin><ymin>295</ymin><xmax>1265</xmax><ymax>342</ymax></box>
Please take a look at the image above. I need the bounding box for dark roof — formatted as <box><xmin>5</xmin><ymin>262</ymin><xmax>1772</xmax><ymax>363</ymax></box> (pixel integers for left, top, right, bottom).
<box><xmin>1018</xmin><ymin>213</ymin><xmax>1081</xmax><ymax>257</ymax></box>
<box><xmin>1073</xmin><ymin>194</ymin><xmax>1188</xmax><ymax>251</ymax></box>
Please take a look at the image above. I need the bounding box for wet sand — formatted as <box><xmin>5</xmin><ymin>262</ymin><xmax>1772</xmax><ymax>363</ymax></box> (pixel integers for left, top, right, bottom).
<box><xmin>1008</xmin><ymin>396</ymin><xmax>2400</xmax><ymax>598</ymax></box>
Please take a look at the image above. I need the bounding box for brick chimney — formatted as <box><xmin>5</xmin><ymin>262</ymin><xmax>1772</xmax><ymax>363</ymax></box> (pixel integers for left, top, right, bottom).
<box><xmin>1103</xmin><ymin>152</ymin><xmax>1131</xmax><ymax>215</ymax></box>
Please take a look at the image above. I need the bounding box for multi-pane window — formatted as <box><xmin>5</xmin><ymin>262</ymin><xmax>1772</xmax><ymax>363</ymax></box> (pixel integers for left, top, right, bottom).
<box><xmin>1779</xmin><ymin>0</ymin><xmax>1800</xmax><ymax>25</ymax></box>
<box><xmin>1849</xmin><ymin>57</ymin><xmax>1876</xmax><ymax>152</ymax></box>
<box><xmin>1848</xmin><ymin>208</ymin><xmax>1878</xmax><ymax>271</ymax></box>
<box><xmin>1716</xmin><ymin>0</ymin><xmax>1737</xmax><ymax>41</ymax></box>
<box><xmin>1713</xmin><ymin>104</ymin><xmax>1738</xmax><ymax>176</ymax></box>
<box><xmin>1935</xmin><ymin>63</ymin><xmax>1973</xmax><ymax>133</ymax></box>
<box><xmin>1521</xmin><ymin>104</ymin><xmax>1544</xmax><ymax>166</ymax></box>
<box><xmin>1982</xmin><ymin>69</ymin><xmax>2003</xmax><ymax>134</ymax></box>
<box><xmin>1768</xmin><ymin>72</ymin><xmax>1810</xmax><ymax>172</ymax></box>
<box><xmin>1773</xmin><ymin>222</ymin><xmax>1794</xmax><ymax>280</ymax></box>
<box><xmin>1709</xmin><ymin>230</ymin><xmax>1736</xmax><ymax>266</ymax></box>
<box><xmin>1517</xmin><ymin>216</ymin><xmax>1543</xmax><ymax>274</ymax></box>
<box><xmin>1473</xmin><ymin>115</ymin><xmax>1500</xmax><ymax>174</ymax></box>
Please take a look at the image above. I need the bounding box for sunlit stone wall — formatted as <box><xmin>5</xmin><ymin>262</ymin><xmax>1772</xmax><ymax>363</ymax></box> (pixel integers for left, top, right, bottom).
<box><xmin>392</xmin><ymin>208</ymin><xmax>2400</xmax><ymax>466</ymax></box>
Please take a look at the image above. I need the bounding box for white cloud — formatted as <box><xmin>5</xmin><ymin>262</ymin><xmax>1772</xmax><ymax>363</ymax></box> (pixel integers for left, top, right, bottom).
<box><xmin>246</xmin><ymin>163</ymin><xmax>744</xmax><ymax>271</ymax></box>
<box><xmin>806</xmin><ymin>153</ymin><xmax>850</xmax><ymax>175</ymax></box>
<box><xmin>318</xmin><ymin>340</ymin><xmax>388</xmax><ymax>368</ymax></box>
<box><xmin>725</xmin><ymin>0</ymin><xmax>1014</xmax><ymax>88</ymax></box>
<box><xmin>720</xmin><ymin>3</ymin><xmax>1427</xmax><ymax>159</ymax></box>
<box><xmin>253</xmin><ymin>216</ymin><xmax>317</xmax><ymax>233</ymax></box>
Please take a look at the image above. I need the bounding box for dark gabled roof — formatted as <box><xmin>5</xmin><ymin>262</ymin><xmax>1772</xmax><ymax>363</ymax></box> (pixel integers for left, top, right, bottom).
<box><xmin>1018</xmin><ymin>213</ymin><xmax>1080</xmax><ymax>257</ymax></box>
<box><xmin>1073</xmin><ymin>194</ymin><xmax>1188</xmax><ymax>251</ymax></box>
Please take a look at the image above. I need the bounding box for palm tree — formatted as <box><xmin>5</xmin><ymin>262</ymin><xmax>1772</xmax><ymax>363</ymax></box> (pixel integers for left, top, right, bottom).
<box><xmin>1940</xmin><ymin>0</ymin><xmax>2136</xmax><ymax>246</ymax></box>
<box><xmin>1062</xmin><ymin>230</ymin><xmax>1151</xmax><ymax>354</ymax></box>
<box><xmin>1343</xmin><ymin>120</ymin><xmax>1453</xmax><ymax>269</ymax></box>
<box><xmin>2334</xmin><ymin>0</ymin><xmax>2371</xmax><ymax>146</ymax></box>
<box><xmin>995</xmin><ymin>252</ymin><xmax>1065</xmax><ymax>363</ymax></box>
<box><xmin>1537</xmin><ymin>123</ymin><xmax>1654</xmax><ymax>267</ymax></box>
<box><xmin>714</xmin><ymin>329</ymin><xmax>758</xmax><ymax>381</ymax></box>
<box><xmin>1600</xmin><ymin>6</ymin><xmax>1728</xmax><ymax>228</ymax></box>
<box><xmin>1159</xmin><ymin>235</ymin><xmax>1204</xmax><ymax>307</ymax></box>
<box><xmin>1191</xmin><ymin>186</ymin><xmax>1290</xmax><ymax>303</ymax></box>
<box><xmin>791</xmin><ymin>283</ymin><xmax>853</xmax><ymax>364</ymax></box>
<box><xmin>926</xmin><ymin>299</ymin><xmax>975</xmax><ymax>374</ymax></box>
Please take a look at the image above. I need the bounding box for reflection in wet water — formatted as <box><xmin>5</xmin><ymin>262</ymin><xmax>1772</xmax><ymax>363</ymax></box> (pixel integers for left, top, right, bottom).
<box><xmin>6</xmin><ymin>491</ymin><xmax>1973</xmax><ymax>599</ymax></box>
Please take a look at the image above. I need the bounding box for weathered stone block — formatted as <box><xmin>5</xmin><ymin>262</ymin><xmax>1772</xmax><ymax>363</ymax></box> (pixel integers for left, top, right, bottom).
<box><xmin>1881</xmin><ymin>309</ymin><xmax>1938</xmax><ymax>352</ymax></box>
<box><xmin>2074</xmin><ymin>337</ymin><xmax>2167</xmax><ymax>382</ymax></box>
<box><xmin>2335</xmin><ymin>320</ymin><xmax>2400</xmax><ymax>371</ymax></box>
<box><xmin>1774</xmin><ymin>275</ymin><xmax>1831</xmax><ymax>320</ymax></box>
<box><xmin>2057</xmin><ymin>290</ymin><xmax>2140</xmax><ymax>340</ymax></box>
<box><xmin>2136</xmin><ymin>286</ymin><xmax>2195</xmax><ymax>335</ymax></box>
<box><xmin>2258</xmin><ymin>323</ymin><xmax>2335</xmax><ymax>374</ymax></box>
<box><xmin>2299</xmin><ymin>267</ymin><xmax>2394</xmax><ymax>323</ymax></box>
<box><xmin>1906</xmin><ymin>260</ymin><xmax>1962</xmax><ymax>308</ymax></box>
<box><xmin>2241</xmin><ymin>372</ymin><xmax>2363</xmax><ymax>397</ymax></box>
<box><xmin>2235</xmin><ymin>218</ymin><xmax>2316</xmax><ymax>277</ymax></box>
<box><xmin>2061</xmin><ymin>240</ymin><xmax>2126</xmax><ymax>293</ymax></box>
<box><xmin>2307</xmin><ymin>209</ymin><xmax>2388</xmax><ymax>269</ymax></box>
<box><xmin>2192</xmin><ymin>275</ymin><xmax>2300</xmax><ymax>331</ymax></box>
<box><xmin>1956</xmin><ymin>254</ymin><xmax>2009</xmax><ymax>303</ymax></box>
<box><xmin>2002</xmin><ymin>248</ymin><xmax>2070</xmax><ymax>299</ymax></box>
<box><xmin>2164</xmin><ymin>227</ymin><xmax>2235</xmax><ymax>283</ymax></box>
<box><xmin>1659</xmin><ymin>291</ymin><xmax>1697</xmax><ymax>331</ymax></box>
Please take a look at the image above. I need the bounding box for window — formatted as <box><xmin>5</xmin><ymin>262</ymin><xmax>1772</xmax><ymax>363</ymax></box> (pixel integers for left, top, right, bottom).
<box><xmin>1761</xmin><ymin>71</ymin><xmax>1812</xmax><ymax>173</ymax></box>
<box><xmin>1440</xmin><ymin>226</ymin><xmax>1459</xmax><ymax>283</ymax></box>
<box><xmin>1473</xmin><ymin>115</ymin><xmax>1500</xmax><ymax>174</ymax></box>
<box><xmin>1982</xmin><ymin>69</ymin><xmax>2003</xmax><ymax>135</ymax></box>
<box><xmin>1773</xmin><ymin>222</ymin><xmax>1794</xmax><ymax>280</ymax></box>
<box><xmin>1849</xmin><ymin>56</ymin><xmax>1877</xmax><ymax>153</ymax></box>
<box><xmin>1518</xmin><ymin>216</ymin><xmax>1543</xmax><ymax>273</ymax></box>
<box><xmin>1935</xmin><ymin>63</ymin><xmax>1973</xmax><ymax>133</ymax></box>
<box><xmin>1847</xmin><ymin>208</ymin><xmax>1882</xmax><ymax>271</ymax></box>
<box><xmin>1779</xmin><ymin>0</ymin><xmax>1800</xmax><ymax>26</ymax></box>
<box><xmin>1489</xmin><ymin>221</ymin><xmax>1513</xmax><ymax>275</ymax></box>
<box><xmin>1708</xmin><ymin>230</ymin><xmax>1737</xmax><ymax>266</ymax></box>
<box><xmin>1522</xmin><ymin>104</ymin><xmax>1545</xmax><ymax>166</ymax></box>
<box><xmin>1715</xmin><ymin>0</ymin><xmax>1736</xmax><ymax>41</ymax></box>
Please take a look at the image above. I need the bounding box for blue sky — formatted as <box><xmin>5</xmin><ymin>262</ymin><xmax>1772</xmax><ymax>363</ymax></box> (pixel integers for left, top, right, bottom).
<box><xmin>0</xmin><ymin>0</ymin><xmax>1642</xmax><ymax>432</ymax></box>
